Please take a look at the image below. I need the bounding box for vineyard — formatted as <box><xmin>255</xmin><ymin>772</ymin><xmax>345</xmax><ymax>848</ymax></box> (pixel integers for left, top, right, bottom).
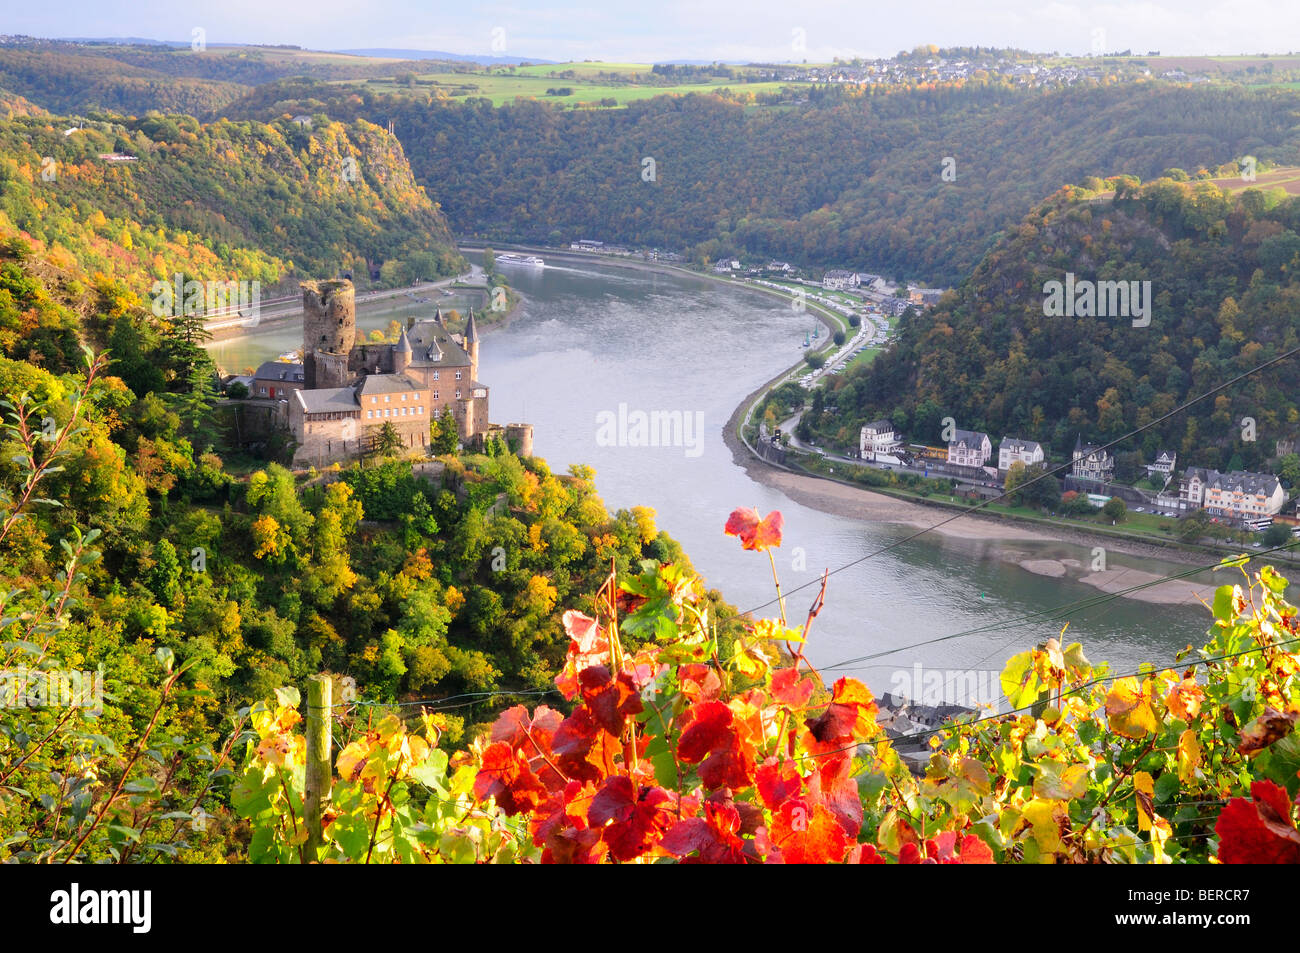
<box><xmin>236</xmin><ymin>509</ymin><xmax>1300</xmax><ymax>863</ymax></box>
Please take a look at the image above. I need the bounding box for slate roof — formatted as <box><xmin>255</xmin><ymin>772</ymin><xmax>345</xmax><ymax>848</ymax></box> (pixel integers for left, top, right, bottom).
<box><xmin>1000</xmin><ymin>436</ymin><xmax>1042</xmax><ymax>454</ymax></box>
<box><xmin>951</xmin><ymin>429</ymin><xmax>990</xmax><ymax>448</ymax></box>
<box><xmin>1189</xmin><ymin>468</ymin><xmax>1282</xmax><ymax>497</ymax></box>
<box><xmin>405</xmin><ymin>317</ymin><xmax>472</xmax><ymax>368</ymax></box>
<box><xmin>254</xmin><ymin>361</ymin><xmax>305</xmax><ymax>383</ymax></box>
<box><xmin>356</xmin><ymin>374</ymin><xmax>425</xmax><ymax>398</ymax></box>
<box><xmin>295</xmin><ymin>387</ymin><xmax>358</xmax><ymax>414</ymax></box>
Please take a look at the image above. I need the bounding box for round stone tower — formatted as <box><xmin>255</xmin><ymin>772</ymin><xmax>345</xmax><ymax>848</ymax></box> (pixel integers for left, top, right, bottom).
<box><xmin>301</xmin><ymin>278</ymin><xmax>356</xmax><ymax>390</ymax></box>
<box><xmin>506</xmin><ymin>422</ymin><xmax>534</xmax><ymax>457</ymax></box>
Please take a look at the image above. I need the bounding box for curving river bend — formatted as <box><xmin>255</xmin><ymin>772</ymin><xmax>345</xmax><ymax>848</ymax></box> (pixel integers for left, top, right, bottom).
<box><xmin>211</xmin><ymin>256</ymin><xmax>1239</xmax><ymax>705</ymax></box>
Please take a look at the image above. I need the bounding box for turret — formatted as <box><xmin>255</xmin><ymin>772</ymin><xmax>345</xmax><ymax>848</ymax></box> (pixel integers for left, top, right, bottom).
<box><xmin>394</xmin><ymin>326</ymin><xmax>412</xmax><ymax>374</ymax></box>
<box><xmin>465</xmin><ymin>307</ymin><xmax>480</xmax><ymax>380</ymax></box>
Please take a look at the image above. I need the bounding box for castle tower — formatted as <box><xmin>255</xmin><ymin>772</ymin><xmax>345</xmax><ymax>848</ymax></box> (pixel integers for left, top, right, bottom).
<box><xmin>506</xmin><ymin>423</ymin><xmax>534</xmax><ymax>457</ymax></box>
<box><xmin>301</xmin><ymin>279</ymin><xmax>356</xmax><ymax>390</ymax></box>
<box><xmin>464</xmin><ymin>307</ymin><xmax>480</xmax><ymax>381</ymax></box>
<box><xmin>394</xmin><ymin>326</ymin><xmax>412</xmax><ymax>375</ymax></box>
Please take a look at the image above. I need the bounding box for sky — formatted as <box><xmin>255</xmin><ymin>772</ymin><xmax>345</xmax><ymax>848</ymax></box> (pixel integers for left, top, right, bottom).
<box><xmin>4</xmin><ymin>1</ymin><xmax>1295</xmax><ymax>63</ymax></box>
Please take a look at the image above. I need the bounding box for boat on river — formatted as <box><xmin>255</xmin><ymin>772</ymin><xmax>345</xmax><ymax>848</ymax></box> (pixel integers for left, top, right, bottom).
<box><xmin>496</xmin><ymin>253</ymin><xmax>545</xmax><ymax>267</ymax></box>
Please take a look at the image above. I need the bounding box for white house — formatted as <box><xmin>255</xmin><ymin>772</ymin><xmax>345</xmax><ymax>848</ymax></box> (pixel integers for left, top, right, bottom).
<box><xmin>1181</xmin><ymin>468</ymin><xmax>1286</xmax><ymax>521</ymax></box>
<box><xmin>823</xmin><ymin>270</ymin><xmax>860</xmax><ymax>290</ymax></box>
<box><xmin>1146</xmin><ymin>450</ymin><xmax>1177</xmax><ymax>479</ymax></box>
<box><xmin>948</xmin><ymin>429</ymin><xmax>992</xmax><ymax>468</ymax></box>
<box><xmin>1072</xmin><ymin>436</ymin><xmax>1115</xmax><ymax>482</ymax></box>
<box><xmin>860</xmin><ymin>419</ymin><xmax>903</xmax><ymax>461</ymax></box>
<box><xmin>998</xmin><ymin>437</ymin><xmax>1044</xmax><ymax>472</ymax></box>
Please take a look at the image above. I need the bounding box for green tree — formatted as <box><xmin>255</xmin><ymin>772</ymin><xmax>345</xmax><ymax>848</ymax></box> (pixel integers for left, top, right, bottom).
<box><xmin>1263</xmin><ymin>522</ymin><xmax>1293</xmax><ymax>547</ymax></box>
<box><xmin>1180</xmin><ymin>508</ymin><xmax>1211</xmax><ymax>542</ymax></box>
<box><xmin>1101</xmin><ymin>497</ymin><xmax>1127</xmax><ymax>522</ymax></box>
<box><xmin>372</xmin><ymin>421</ymin><xmax>403</xmax><ymax>458</ymax></box>
<box><xmin>1002</xmin><ymin>460</ymin><xmax>1027</xmax><ymax>504</ymax></box>
<box><xmin>432</xmin><ymin>407</ymin><xmax>459</xmax><ymax>455</ymax></box>
<box><xmin>1279</xmin><ymin>453</ymin><xmax>1300</xmax><ymax>490</ymax></box>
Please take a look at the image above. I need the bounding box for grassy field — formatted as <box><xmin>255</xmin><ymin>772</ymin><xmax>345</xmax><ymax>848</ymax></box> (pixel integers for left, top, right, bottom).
<box><xmin>353</xmin><ymin>60</ymin><xmax>805</xmax><ymax>107</ymax></box>
<box><xmin>1206</xmin><ymin>166</ymin><xmax>1300</xmax><ymax>195</ymax></box>
<box><xmin>358</xmin><ymin>72</ymin><xmax>796</xmax><ymax>106</ymax></box>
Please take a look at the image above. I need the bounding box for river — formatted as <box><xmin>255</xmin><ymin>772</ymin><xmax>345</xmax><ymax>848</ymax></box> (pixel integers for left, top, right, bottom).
<box><xmin>211</xmin><ymin>257</ymin><xmax>1249</xmax><ymax>707</ymax></box>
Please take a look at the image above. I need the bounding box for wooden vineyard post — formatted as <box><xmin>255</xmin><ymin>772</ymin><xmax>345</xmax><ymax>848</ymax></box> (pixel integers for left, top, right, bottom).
<box><xmin>304</xmin><ymin>674</ymin><xmax>332</xmax><ymax>863</ymax></box>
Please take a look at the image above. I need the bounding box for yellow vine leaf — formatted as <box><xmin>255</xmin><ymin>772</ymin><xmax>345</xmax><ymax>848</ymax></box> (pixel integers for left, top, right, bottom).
<box><xmin>1022</xmin><ymin>798</ymin><xmax>1066</xmax><ymax>855</ymax></box>
<box><xmin>1105</xmin><ymin>677</ymin><xmax>1158</xmax><ymax>738</ymax></box>
<box><xmin>1134</xmin><ymin>771</ymin><xmax>1155</xmax><ymax>832</ymax></box>
<box><xmin>1177</xmin><ymin>730</ymin><xmax>1201</xmax><ymax>784</ymax></box>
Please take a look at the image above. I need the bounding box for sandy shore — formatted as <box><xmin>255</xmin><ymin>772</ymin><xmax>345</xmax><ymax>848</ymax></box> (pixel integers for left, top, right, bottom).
<box><xmin>746</xmin><ymin>465</ymin><xmax>1221</xmax><ymax>606</ymax></box>
<box><xmin>754</xmin><ymin>466</ymin><xmax>1052</xmax><ymax>541</ymax></box>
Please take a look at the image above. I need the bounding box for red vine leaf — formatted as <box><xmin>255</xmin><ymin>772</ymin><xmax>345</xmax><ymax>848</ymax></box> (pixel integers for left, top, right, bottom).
<box><xmin>588</xmin><ymin>776</ymin><xmax>674</xmax><ymax>862</ymax></box>
<box><xmin>1215</xmin><ymin>780</ymin><xmax>1300</xmax><ymax>864</ymax></box>
<box><xmin>677</xmin><ymin>700</ymin><xmax>757</xmax><ymax>790</ymax></box>
<box><xmin>579</xmin><ymin>665</ymin><xmax>644</xmax><ymax>737</ymax></box>
<box><xmin>769</xmin><ymin>796</ymin><xmax>850</xmax><ymax>864</ymax></box>
<box><xmin>724</xmin><ymin>507</ymin><xmax>784</xmax><ymax>551</ymax></box>
<box><xmin>661</xmin><ymin>801</ymin><xmax>747</xmax><ymax>864</ymax></box>
<box><xmin>473</xmin><ymin>742</ymin><xmax>549</xmax><ymax>817</ymax></box>
<box><xmin>756</xmin><ymin>757</ymin><xmax>804</xmax><ymax>810</ymax></box>
<box><xmin>771</xmin><ymin>666</ymin><xmax>815</xmax><ymax>709</ymax></box>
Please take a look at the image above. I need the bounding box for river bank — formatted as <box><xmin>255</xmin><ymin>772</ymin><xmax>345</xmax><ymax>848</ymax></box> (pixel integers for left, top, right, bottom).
<box><xmin>467</xmin><ymin>240</ymin><xmax>1269</xmax><ymax>610</ymax></box>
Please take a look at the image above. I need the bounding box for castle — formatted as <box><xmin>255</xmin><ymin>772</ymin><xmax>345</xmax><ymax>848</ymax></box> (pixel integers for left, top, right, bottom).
<box><xmin>287</xmin><ymin>278</ymin><xmax>529</xmax><ymax>466</ymax></box>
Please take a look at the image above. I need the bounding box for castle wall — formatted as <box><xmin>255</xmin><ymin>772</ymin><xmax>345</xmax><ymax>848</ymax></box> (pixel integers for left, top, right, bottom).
<box><xmin>289</xmin><ymin>402</ymin><xmax>363</xmax><ymax>468</ymax></box>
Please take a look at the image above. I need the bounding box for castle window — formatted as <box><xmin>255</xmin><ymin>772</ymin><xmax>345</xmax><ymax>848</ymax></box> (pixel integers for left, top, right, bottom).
<box><xmin>433</xmin><ymin>392</ymin><xmax>439</xmax><ymax>400</ymax></box>
<box><xmin>455</xmin><ymin>371</ymin><xmax>463</xmax><ymax>380</ymax></box>
<box><xmin>367</xmin><ymin>411</ymin><xmax>373</xmax><ymax>419</ymax></box>
<box><xmin>433</xmin><ymin>371</ymin><xmax>439</xmax><ymax>381</ymax></box>
<box><xmin>456</xmin><ymin>390</ymin><xmax>461</xmax><ymax>399</ymax></box>
<box><xmin>384</xmin><ymin>396</ymin><xmax>390</xmax><ymax>403</ymax></box>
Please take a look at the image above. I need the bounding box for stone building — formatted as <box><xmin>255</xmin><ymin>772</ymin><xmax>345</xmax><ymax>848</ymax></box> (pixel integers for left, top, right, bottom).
<box><xmin>289</xmin><ymin>278</ymin><xmax>491</xmax><ymax>467</ymax></box>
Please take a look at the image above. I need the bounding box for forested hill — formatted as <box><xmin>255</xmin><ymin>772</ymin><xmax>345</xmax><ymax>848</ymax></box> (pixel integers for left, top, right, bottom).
<box><xmin>0</xmin><ymin>41</ymin><xmax>439</xmax><ymax>117</ymax></box>
<box><xmin>0</xmin><ymin>112</ymin><xmax>464</xmax><ymax>290</ymax></box>
<box><xmin>229</xmin><ymin>81</ymin><xmax>1300</xmax><ymax>285</ymax></box>
<box><xmin>806</xmin><ymin>178</ymin><xmax>1300</xmax><ymax>473</ymax></box>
